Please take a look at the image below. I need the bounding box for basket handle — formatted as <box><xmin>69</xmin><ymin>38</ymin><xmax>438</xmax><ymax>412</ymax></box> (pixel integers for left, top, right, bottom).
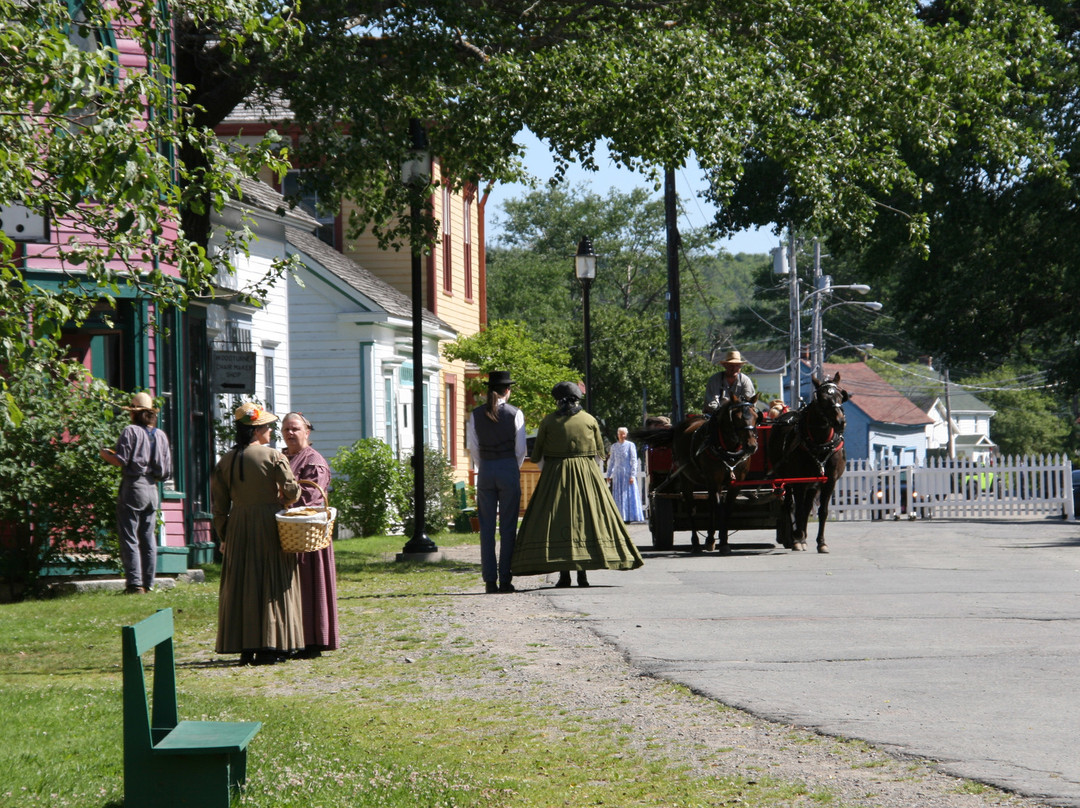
<box><xmin>298</xmin><ymin>479</ymin><xmax>328</xmax><ymax>515</ymax></box>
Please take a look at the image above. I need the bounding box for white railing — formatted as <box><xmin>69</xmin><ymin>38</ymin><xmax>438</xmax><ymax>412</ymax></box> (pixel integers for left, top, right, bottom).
<box><xmin>830</xmin><ymin>455</ymin><xmax>1075</xmax><ymax>521</ymax></box>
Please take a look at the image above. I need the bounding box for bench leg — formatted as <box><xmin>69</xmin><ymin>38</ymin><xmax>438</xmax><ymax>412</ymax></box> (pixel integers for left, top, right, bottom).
<box><xmin>127</xmin><ymin>754</ymin><xmax>237</xmax><ymax>808</ymax></box>
<box><xmin>229</xmin><ymin>749</ymin><xmax>248</xmax><ymax>791</ymax></box>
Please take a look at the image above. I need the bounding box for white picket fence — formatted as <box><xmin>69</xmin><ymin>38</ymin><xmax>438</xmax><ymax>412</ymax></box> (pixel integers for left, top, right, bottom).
<box><xmin>831</xmin><ymin>455</ymin><xmax>1076</xmax><ymax>521</ymax></box>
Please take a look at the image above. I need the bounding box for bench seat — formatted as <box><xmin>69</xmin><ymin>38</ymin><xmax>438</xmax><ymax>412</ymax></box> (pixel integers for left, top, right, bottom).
<box><xmin>154</xmin><ymin>720</ymin><xmax>262</xmax><ymax>755</ymax></box>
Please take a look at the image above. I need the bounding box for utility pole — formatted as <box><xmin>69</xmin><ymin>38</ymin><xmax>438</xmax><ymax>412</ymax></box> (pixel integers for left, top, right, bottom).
<box><xmin>787</xmin><ymin>228</ymin><xmax>801</xmax><ymax>407</ymax></box>
<box><xmin>664</xmin><ymin>167</ymin><xmax>684</xmax><ymax>423</ymax></box>
<box><xmin>810</xmin><ymin>239</ymin><xmax>823</xmax><ymax>380</ymax></box>
<box><xmin>943</xmin><ymin>367</ymin><xmax>956</xmax><ymax>460</ymax></box>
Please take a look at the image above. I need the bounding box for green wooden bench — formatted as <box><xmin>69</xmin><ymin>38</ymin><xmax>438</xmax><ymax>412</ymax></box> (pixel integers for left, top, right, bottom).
<box><xmin>122</xmin><ymin>608</ymin><xmax>261</xmax><ymax>808</ymax></box>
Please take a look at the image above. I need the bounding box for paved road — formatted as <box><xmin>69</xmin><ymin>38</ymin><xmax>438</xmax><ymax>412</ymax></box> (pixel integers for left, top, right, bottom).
<box><xmin>546</xmin><ymin>519</ymin><xmax>1080</xmax><ymax>806</ymax></box>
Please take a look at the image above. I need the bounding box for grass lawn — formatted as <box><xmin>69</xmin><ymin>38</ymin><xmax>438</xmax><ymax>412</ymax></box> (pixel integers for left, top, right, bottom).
<box><xmin>0</xmin><ymin>534</ymin><xmax>820</xmax><ymax>807</ymax></box>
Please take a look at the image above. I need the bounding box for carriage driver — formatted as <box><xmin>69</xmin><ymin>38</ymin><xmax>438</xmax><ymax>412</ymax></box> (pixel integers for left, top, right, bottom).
<box><xmin>703</xmin><ymin>349</ymin><xmax>756</xmax><ymax>413</ymax></box>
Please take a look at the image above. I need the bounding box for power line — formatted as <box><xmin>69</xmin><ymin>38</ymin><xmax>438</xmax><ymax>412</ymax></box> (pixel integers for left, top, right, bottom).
<box><xmin>867</xmin><ymin>353</ymin><xmax>1059</xmax><ymax>393</ymax></box>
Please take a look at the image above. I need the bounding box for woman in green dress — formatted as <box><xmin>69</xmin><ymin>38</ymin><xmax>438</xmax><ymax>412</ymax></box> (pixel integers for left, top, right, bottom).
<box><xmin>512</xmin><ymin>382</ymin><xmax>644</xmax><ymax>587</ymax></box>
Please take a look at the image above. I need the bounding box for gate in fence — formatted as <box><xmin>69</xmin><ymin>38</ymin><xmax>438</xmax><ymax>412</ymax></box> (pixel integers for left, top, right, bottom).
<box><xmin>831</xmin><ymin>455</ymin><xmax>1075</xmax><ymax>521</ymax></box>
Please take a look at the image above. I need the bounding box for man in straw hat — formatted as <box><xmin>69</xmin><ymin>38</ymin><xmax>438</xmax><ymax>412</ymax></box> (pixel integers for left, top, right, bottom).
<box><xmin>466</xmin><ymin>370</ymin><xmax>526</xmax><ymax>594</ymax></box>
<box><xmin>100</xmin><ymin>392</ymin><xmax>172</xmax><ymax>593</ymax></box>
<box><xmin>703</xmin><ymin>349</ymin><xmax>756</xmax><ymax>413</ymax></box>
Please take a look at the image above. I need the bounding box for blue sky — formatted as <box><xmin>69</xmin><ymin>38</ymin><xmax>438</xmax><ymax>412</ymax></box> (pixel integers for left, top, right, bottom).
<box><xmin>483</xmin><ymin>129</ymin><xmax>779</xmax><ymax>256</ymax></box>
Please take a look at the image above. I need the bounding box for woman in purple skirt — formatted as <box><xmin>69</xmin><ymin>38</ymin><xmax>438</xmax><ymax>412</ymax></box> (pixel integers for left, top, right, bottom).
<box><xmin>281</xmin><ymin>412</ymin><xmax>339</xmax><ymax>658</ymax></box>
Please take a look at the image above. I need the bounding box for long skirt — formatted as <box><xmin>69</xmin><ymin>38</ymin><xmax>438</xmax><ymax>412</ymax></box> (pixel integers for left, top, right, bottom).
<box><xmin>216</xmin><ymin>504</ymin><xmax>304</xmax><ymax>654</ymax></box>
<box><xmin>511</xmin><ymin>455</ymin><xmax>644</xmax><ymax>576</ymax></box>
<box><xmin>297</xmin><ymin>543</ymin><xmax>340</xmax><ymax>650</ymax></box>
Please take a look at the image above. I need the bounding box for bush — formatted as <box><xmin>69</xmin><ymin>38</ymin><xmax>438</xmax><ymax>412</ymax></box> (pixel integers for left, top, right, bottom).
<box><xmin>329</xmin><ymin>438</ymin><xmax>411</xmax><ymax>537</ymax></box>
<box><xmin>403</xmin><ymin>448</ymin><xmax>459</xmax><ymax>536</ymax></box>
<box><xmin>0</xmin><ymin>359</ymin><xmax>124</xmax><ymax>599</ymax></box>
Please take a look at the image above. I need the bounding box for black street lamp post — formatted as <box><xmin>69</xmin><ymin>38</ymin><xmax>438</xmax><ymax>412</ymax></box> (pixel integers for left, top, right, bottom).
<box><xmin>575</xmin><ymin>236</ymin><xmax>596</xmax><ymax>410</ymax></box>
<box><xmin>399</xmin><ymin>119</ymin><xmax>439</xmax><ymax>559</ymax></box>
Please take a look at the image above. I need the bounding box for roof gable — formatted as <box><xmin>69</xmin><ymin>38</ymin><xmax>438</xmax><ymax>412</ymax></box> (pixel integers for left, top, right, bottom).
<box><xmin>740</xmin><ymin>349</ymin><xmax>787</xmax><ymax>374</ymax></box>
<box><xmin>285</xmin><ymin>226</ymin><xmax>453</xmax><ymax>335</ymax></box>
<box><xmin>821</xmin><ymin>362</ymin><xmax>933</xmax><ymax>426</ymax></box>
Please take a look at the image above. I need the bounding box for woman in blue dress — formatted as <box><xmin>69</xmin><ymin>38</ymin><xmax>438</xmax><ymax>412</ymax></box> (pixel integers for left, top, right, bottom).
<box><xmin>605</xmin><ymin>427</ymin><xmax>644</xmax><ymax>523</ymax></box>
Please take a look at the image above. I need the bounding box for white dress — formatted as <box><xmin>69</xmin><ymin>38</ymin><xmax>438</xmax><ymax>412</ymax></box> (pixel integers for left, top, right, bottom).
<box><xmin>606</xmin><ymin>440</ymin><xmax>644</xmax><ymax>522</ymax></box>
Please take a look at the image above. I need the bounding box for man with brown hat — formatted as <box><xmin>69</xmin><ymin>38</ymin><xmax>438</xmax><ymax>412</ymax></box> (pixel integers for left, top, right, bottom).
<box><xmin>100</xmin><ymin>392</ymin><xmax>172</xmax><ymax>593</ymax></box>
<box><xmin>703</xmin><ymin>349</ymin><xmax>756</xmax><ymax>413</ymax></box>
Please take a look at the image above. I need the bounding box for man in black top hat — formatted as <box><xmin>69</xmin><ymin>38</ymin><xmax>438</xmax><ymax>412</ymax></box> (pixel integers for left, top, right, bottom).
<box><xmin>465</xmin><ymin>370</ymin><xmax>527</xmax><ymax>593</ymax></box>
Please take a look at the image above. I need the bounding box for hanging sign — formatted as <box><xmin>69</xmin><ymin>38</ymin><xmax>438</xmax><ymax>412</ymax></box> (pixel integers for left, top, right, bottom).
<box><xmin>211</xmin><ymin>350</ymin><xmax>256</xmax><ymax>393</ymax></box>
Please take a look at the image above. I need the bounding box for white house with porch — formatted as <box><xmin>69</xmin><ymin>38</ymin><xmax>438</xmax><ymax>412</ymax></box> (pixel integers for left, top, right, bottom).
<box><xmin>908</xmin><ymin>389</ymin><xmax>997</xmax><ymax>462</ymax></box>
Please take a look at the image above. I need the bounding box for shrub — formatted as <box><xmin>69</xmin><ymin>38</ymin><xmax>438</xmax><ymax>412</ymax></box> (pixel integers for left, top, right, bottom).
<box><xmin>0</xmin><ymin>359</ymin><xmax>124</xmax><ymax>599</ymax></box>
<box><xmin>402</xmin><ymin>448</ymin><xmax>459</xmax><ymax>536</ymax></box>
<box><xmin>329</xmin><ymin>438</ymin><xmax>410</xmax><ymax>537</ymax></box>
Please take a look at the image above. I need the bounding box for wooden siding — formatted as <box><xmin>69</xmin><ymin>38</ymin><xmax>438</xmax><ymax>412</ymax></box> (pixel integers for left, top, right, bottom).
<box><xmin>286</xmin><ymin>262</ymin><xmax>444</xmax><ymax>470</ymax></box>
<box><xmin>441</xmin><ymin>357</ymin><xmax>473</xmax><ymax>481</ymax></box>
<box><xmin>338</xmin><ymin>199</ymin><xmax>414</xmax><ymax>298</ymax></box>
<box><xmin>286</xmin><ymin>273</ymin><xmax>367</xmax><ymax>460</ymax></box>
<box><xmin>230</xmin><ymin>243</ymin><xmax>292</xmax><ymax>420</ymax></box>
<box><xmin>333</xmin><ymin>169</ymin><xmax>483</xmax><ymax>483</ymax></box>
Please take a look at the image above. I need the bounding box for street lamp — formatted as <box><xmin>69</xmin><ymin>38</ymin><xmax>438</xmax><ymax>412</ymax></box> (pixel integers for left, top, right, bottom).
<box><xmin>398</xmin><ymin>118</ymin><xmax>439</xmax><ymax>560</ymax></box>
<box><xmin>575</xmin><ymin>236</ymin><xmax>596</xmax><ymax>411</ymax></box>
<box><xmin>802</xmin><ymin>279</ymin><xmax>880</xmax><ymax>382</ymax></box>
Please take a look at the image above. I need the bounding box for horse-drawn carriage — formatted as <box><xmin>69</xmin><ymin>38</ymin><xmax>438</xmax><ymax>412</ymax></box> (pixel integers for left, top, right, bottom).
<box><xmin>636</xmin><ymin>374</ymin><xmax>849</xmax><ymax>554</ymax></box>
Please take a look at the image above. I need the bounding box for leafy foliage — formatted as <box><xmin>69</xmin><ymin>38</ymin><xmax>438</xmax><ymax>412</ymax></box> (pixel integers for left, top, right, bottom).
<box><xmin>329</xmin><ymin>439</ymin><xmax>411</xmax><ymax>537</ymax></box>
<box><xmin>0</xmin><ymin>359</ymin><xmax>124</xmax><ymax>598</ymax></box>
<box><xmin>953</xmin><ymin>367</ymin><xmax>1072</xmax><ymax>458</ymax></box>
<box><xmin>0</xmin><ymin>0</ymin><xmax>293</xmax><ymax>422</ymax></box>
<box><xmin>484</xmin><ymin>184</ymin><xmax>756</xmax><ymax>434</ymax></box>
<box><xmin>867</xmin><ymin>353</ymin><xmax>1074</xmax><ymax>459</ymax></box>
<box><xmin>176</xmin><ymin>0</ymin><xmax>1063</xmax><ymax>259</ymax></box>
<box><xmin>403</xmin><ymin>449</ymin><xmax>459</xmax><ymax>536</ymax></box>
<box><xmin>790</xmin><ymin>3</ymin><xmax>1080</xmax><ymax>446</ymax></box>
<box><xmin>442</xmin><ymin>321</ymin><xmax>577</xmax><ymax>431</ymax></box>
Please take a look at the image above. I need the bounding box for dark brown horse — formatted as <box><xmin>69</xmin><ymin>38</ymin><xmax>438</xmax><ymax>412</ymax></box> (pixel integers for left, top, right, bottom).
<box><xmin>768</xmin><ymin>374</ymin><xmax>848</xmax><ymax>553</ymax></box>
<box><xmin>635</xmin><ymin>395</ymin><xmax>759</xmax><ymax>553</ymax></box>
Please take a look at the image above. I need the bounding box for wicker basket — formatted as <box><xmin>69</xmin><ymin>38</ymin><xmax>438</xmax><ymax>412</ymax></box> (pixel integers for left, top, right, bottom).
<box><xmin>276</xmin><ymin>480</ymin><xmax>336</xmax><ymax>553</ymax></box>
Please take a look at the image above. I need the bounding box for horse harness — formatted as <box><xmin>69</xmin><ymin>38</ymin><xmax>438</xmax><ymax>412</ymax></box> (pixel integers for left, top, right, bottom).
<box><xmin>694</xmin><ymin>400</ymin><xmax>758</xmax><ymax>481</ymax></box>
<box><xmin>776</xmin><ymin>384</ymin><xmax>845</xmax><ymax>477</ymax></box>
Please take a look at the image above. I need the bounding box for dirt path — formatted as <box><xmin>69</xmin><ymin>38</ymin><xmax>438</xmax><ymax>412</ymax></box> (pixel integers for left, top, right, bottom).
<box><xmin>435</xmin><ymin>545</ymin><xmax>1051</xmax><ymax>808</ymax></box>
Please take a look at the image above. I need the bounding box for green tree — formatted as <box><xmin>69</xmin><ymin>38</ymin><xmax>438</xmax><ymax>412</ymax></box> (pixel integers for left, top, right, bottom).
<box><xmin>442</xmin><ymin>322</ymin><xmax>576</xmax><ymax>431</ymax></box>
<box><xmin>486</xmin><ymin>184</ymin><xmax>750</xmax><ymax>433</ymax></box>
<box><xmin>724</xmin><ymin>4</ymin><xmax>1080</xmax><ymax>401</ymax></box>
<box><xmin>329</xmin><ymin>439</ymin><xmax>411</xmax><ymax>537</ymax></box>
<box><xmin>868</xmin><ymin>353</ymin><xmax>1074</xmax><ymax>458</ymax></box>
<box><xmin>175</xmin><ymin>0</ymin><xmax>1062</xmax><ymax>255</ymax></box>
<box><xmin>960</xmin><ymin>369</ymin><xmax>1072</xmax><ymax>458</ymax></box>
<box><xmin>0</xmin><ymin>0</ymin><xmax>296</xmax><ymax>422</ymax></box>
<box><xmin>0</xmin><ymin>360</ymin><xmax>124</xmax><ymax>599</ymax></box>
<box><xmin>403</xmin><ymin>449</ymin><xmax>459</xmax><ymax>536</ymax></box>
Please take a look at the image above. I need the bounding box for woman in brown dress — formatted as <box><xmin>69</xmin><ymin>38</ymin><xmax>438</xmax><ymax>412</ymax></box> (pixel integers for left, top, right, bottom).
<box><xmin>212</xmin><ymin>403</ymin><xmax>302</xmax><ymax>665</ymax></box>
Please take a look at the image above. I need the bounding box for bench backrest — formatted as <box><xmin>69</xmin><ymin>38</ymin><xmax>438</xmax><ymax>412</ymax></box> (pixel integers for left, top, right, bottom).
<box><xmin>122</xmin><ymin>608</ymin><xmax>180</xmax><ymax>750</ymax></box>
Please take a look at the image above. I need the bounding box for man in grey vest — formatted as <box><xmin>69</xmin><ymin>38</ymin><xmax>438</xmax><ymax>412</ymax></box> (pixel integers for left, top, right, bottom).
<box><xmin>466</xmin><ymin>370</ymin><xmax>527</xmax><ymax>593</ymax></box>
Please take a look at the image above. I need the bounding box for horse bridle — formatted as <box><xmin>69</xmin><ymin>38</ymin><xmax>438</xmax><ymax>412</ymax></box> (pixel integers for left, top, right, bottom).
<box><xmin>799</xmin><ymin>383</ymin><xmax>845</xmax><ymax>469</ymax></box>
<box><xmin>816</xmin><ymin>382</ymin><xmax>846</xmax><ymax>421</ymax></box>
<box><xmin>704</xmin><ymin>400</ymin><xmax>759</xmax><ymax>475</ymax></box>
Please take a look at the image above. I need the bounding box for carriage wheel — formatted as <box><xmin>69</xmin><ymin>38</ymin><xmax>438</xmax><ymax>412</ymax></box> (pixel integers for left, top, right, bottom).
<box><xmin>651</xmin><ymin>496</ymin><xmax>675</xmax><ymax>551</ymax></box>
